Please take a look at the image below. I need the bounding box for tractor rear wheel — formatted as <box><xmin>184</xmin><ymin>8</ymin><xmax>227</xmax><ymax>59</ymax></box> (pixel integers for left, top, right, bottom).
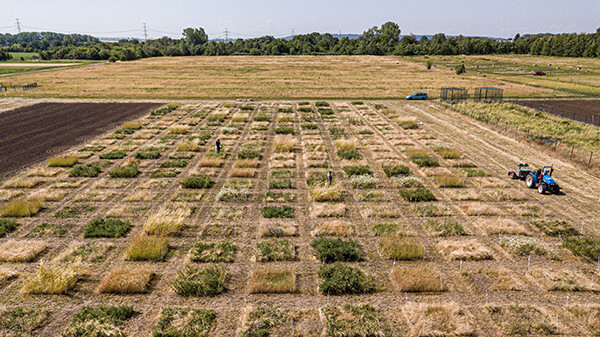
<box><xmin>538</xmin><ymin>183</ymin><xmax>546</xmax><ymax>194</ymax></box>
<box><xmin>526</xmin><ymin>174</ymin><xmax>535</xmax><ymax>188</ymax></box>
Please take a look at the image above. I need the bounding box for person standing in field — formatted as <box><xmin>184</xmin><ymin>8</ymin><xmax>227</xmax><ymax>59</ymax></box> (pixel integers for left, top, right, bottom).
<box><xmin>326</xmin><ymin>170</ymin><xmax>333</xmax><ymax>185</ymax></box>
<box><xmin>215</xmin><ymin>139</ymin><xmax>221</xmax><ymax>154</ymax></box>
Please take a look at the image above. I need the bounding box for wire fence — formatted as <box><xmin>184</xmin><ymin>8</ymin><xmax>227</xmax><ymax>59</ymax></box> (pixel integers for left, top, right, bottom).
<box><xmin>446</xmin><ymin>105</ymin><xmax>600</xmax><ymax>171</ymax></box>
<box><xmin>511</xmin><ymin>100</ymin><xmax>600</xmax><ymax>126</ymax></box>
<box><xmin>0</xmin><ymin>82</ymin><xmax>38</xmax><ymax>92</ymax></box>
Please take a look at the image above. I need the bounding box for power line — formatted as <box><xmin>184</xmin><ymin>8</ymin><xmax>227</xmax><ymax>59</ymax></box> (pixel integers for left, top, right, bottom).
<box><xmin>16</xmin><ymin>18</ymin><xmax>21</xmax><ymax>33</ymax></box>
<box><xmin>143</xmin><ymin>23</ymin><xmax>148</xmax><ymax>42</ymax></box>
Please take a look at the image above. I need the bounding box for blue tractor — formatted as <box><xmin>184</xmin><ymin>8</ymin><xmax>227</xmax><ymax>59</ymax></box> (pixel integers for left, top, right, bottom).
<box><xmin>524</xmin><ymin>165</ymin><xmax>560</xmax><ymax>194</ymax></box>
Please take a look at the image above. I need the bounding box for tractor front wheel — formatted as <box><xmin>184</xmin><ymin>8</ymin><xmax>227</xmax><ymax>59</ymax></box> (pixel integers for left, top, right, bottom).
<box><xmin>538</xmin><ymin>183</ymin><xmax>546</xmax><ymax>194</ymax></box>
<box><xmin>526</xmin><ymin>174</ymin><xmax>535</xmax><ymax>188</ymax></box>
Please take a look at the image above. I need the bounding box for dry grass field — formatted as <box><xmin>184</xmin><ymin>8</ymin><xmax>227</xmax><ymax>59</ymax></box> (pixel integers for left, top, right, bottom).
<box><xmin>1</xmin><ymin>98</ymin><xmax>600</xmax><ymax>336</ymax></box>
<box><xmin>0</xmin><ymin>55</ymin><xmax>576</xmax><ymax>99</ymax></box>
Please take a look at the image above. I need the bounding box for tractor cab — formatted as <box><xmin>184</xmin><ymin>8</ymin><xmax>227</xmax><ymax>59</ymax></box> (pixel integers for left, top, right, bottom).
<box><xmin>540</xmin><ymin>166</ymin><xmax>556</xmax><ymax>185</ymax></box>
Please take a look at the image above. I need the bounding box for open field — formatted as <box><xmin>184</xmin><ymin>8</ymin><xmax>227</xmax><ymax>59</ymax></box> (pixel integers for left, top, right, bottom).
<box><xmin>1</xmin><ymin>99</ymin><xmax>600</xmax><ymax>335</ymax></box>
<box><xmin>0</xmin><ymin>103</ymin><xmax>161</xmax><ymax>178</ymax></box>
<box><xmin>416</xmin><ymin>55</ymin><xmax>600</xmax><ymax>97</ymax></box>
<box><xmin>0</xmin><ymin>55</ymin><xmax>584</xmax><ymax>99</ymax></box>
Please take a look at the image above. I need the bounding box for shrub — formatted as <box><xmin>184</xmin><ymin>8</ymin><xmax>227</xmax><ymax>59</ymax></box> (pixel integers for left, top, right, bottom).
<box><xmin>99</xmin><ymin>268</ymin><xmax>153</xmax><ymax>293</ymax></box>
<box><xmin>160</xmin><ymin>160</ymin><xmax>188</xmax><ymax>168</ymax></box>
<box><xmin>337</xmin><ymin>150</ymin><xmax>361</xmax><ymax>160</ymax></box>
<box><xmin>151</xmin><ymin>104</ymin><xmax>179</xmax><ymax>116</ymax></box>
<box><xmin>254</xmin><ymin>114</ymin><xmax>270</xmax><ymax>122</ymax></box>
<box><xmin>329</xmin><ymin>126</ymin><xmax>346</xmax><ymax>139</ymax></box>
<box><xmin>392</xmin><ymin>176</ymin><xmax>423</xmax><ymax>188</ymax></box>
<box><xmin>274</xmin><ymin>126</ymin><xmax>294</xmax><ymax>135</ymax></box>
<box><xmin>190</xmin><ymin>241</ymin><xmax>236</xmax><ymax>263</ymax></box>
<box><xmin>350</xmin><ymin>175</ymin><xmax>378</xmax><ymax>189</ymax></box>
<box><xmin>79</xmin><ymin>145</ymin><xmax>105</xmax><ymax>152</ymax></box>
<box><xmin>424</xmin><ymin>220</ymin><xmax>465</xmax><ymax>236</ymax></box>
<box><xmin>399</xmin><ymin>188</ymin><xmax>436</xmax><ymax>202</ymax></box>
<box><xmin>238</xmin><ymin>149</ymin><xmax>261</xmax><ymax>159</ymax></box>
<box><xmin>217</xmin><ymin>185</ymin><xmax>251</xmax><ymax>202</ymax></box>
<box><xmin>302</xmin><ymin>123</ymin><xmax>318</xmax><ymax>130</ymax></box>
<box><xmin>306</xmin><ymin>171</ymin><xmax>328</xmax><ymax>186</ymax></box>
<box><xmin>380</xmin><ymin>236</ymin><xmax>424</xmax><ymax>260</ymax></box>
<box><xmin>99</xmin><ymin>151</ymin><xmax>127</xmax><ymax>159</ymax></box>
<box><xmin>181</xmin><ymin>175</ymin><xmax>213</xmax><ymax>189</ymax></box>
<box><xmin>22</xmin><ymin>263</ymin><xmax>78</xmax><ymax>294</ymax></box>
<box><xmin>153</xmin><ymin>308</ymin><xmax>216</xmax><ymax>337</ymax></box>
<box><xmin>248</xmin><ymin>268</ymin><xmax>296</xmax><ymax>294</ymax></box>
<box><xmin>310</xmin><ymin>237</ymin><xmax>364</xmax><ymax>263</ymax></box>
<box><xmin>48</xmin><ymin>155</ymin><xmax>78</xmax><ymax>167</ymax></box>
<box><xmin>0</xmin><ymin>198</ymin><xmax>42</xmax><ymax>217</ymax></box>
<box><xmin>532</xmin><ymin>220</ymin><xmax>579</xmax><ymax>237</ymax></box>
<box><xmin>410</xmin><ymin>154</ymin><xmax>439</xmax><ymax>167</ymax></box>
<box><xmin>109</xmin><ymin>163</ymin><xmax>140</xmax><ymax>178</ymax></box>
<box><xmin>434</xmin><ymin>174</ymin><xmax>465</xmax><ymax>188</ymax></box>
<box><xmin>135</xmin><ymin>150</ymin><xmax>161</xmax><ymax>159</ymax></box>
<box><xmin>126</xmin><ymin>235</ymin><xmax>170</xmax><ymax>261</ymax></box>
<box><xmin>69</xmin><ymin>164</ymin><xmax>101</xmax><ymax>177</ymax></box>
<box><xmin>262</xmin><ymin>206</ymin><xmax>294</xmax><ymax>218</ymax></box>
<box><xmin>171</xmin><ymin>266</ymin><xmax>227</xmax><ymax>297</ymax></box>
<box><xmin>464</xmin><ymin>168</ymin><xmax>487</xmax><ymax>177</ymax></box>
<box><xmin>398</xmin><ymin>120</ymin><xmax>419</xmax><ymax>129</ymax></box>
<box><xmin>372</xmin><ymin>223</ymin><xmax>399</xmax><ymax>236</ymax></box>
<box><xmin>343</xmin><ymin>165</ymin><xmax>371</xmax><ymax>177</ymax></box>
<box><xmin>315</xmin><ymin>101</ymin><xmax>330</xmax><ymax>107</ymax></box>
<box><xmin>310</xmin><ymin>183</ymin><xmax>342</xmax><ymax>202</ymax></box>
<box><xmin>273</xmin><ymin>135</ymin><xmax>296</xmax><ymax>152</ymax></box>
<box><xmin>143</xmin><ymin>207</ymin><xmax>189</xmax><ymax>236</ymax></box>
<box><xmin>0</xmin><ymin>307</ymin><xmax>49</xmax><ymax>335</ymax></box>
<box><xmin>62</xmin><ymin>305</ymin><xmax>134</xmax><ymax>337</ymax></box>
<box><xmin>255</xmin><ymin>239</ymin><xmax>295</xmax><ymax>262</ymax></box>
<box><xmin>83</xmin><ymin>217</ymin><xmax>130</xmax><ymax>238</ymax></box>
<box><xmin>269</xmin><ymin>170</ymin><xmax>292</xmax><ymax>189</ymax></box>
<box><xmin>437</xmin><ymin>148</ymin><xmax>462</xmax><ymax>159</ymax></box>
<box><xmin>383</xmin><ymin>165</ymin><xmax>410</xmax><ymax>177</ymax></box>
<box><xmin>390</xmin><ymin>265</ymin><xmax>446</xmax><ymax>292</ymax></box>
<box><xmin>500</xmin><ymin>236</ymin><xmax>557</xmax><ymax>258</ymax></box>
<box><xmin>264</xmin><ymin>191</ymin><xmax>295</xmax><ymax>203</ymax></box>
<box><xmin>563</xmin><ymin>237</ymin><xmax>600</xmax><ymax>262</ymax></box>
<box><xmin>0</xmin><ymin>218</ymin><xmax>18</xmax><ymax>237</ymax></box>
<box><xmin>317</xmin><ymin>263</ymin><xmax>373</xmax><ymax>295</ymax></box>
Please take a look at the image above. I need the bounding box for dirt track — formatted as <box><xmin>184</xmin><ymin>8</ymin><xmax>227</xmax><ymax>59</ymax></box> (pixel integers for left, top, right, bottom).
<box><xmin>0</xmin><ymin>102</ymin><xmax>161</xmax><ymax>179</ymax></box>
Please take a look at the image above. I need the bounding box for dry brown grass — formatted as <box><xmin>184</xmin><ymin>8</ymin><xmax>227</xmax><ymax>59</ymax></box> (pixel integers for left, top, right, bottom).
<box><xmin>390</xmin><ymin>265</ymin><xmax>447</xmax><ymax>292</ymax></box>
<box><xmin>311</xmin><ymin>221</ymin><xmax>352</xmax><ymax>237</ymax></box>
<box><xmin>310</xmin><ymin>183</ymin><xmax>342</xmax><ymax>202</ymax></box>
<box><xmin>248</xmin><ymin>268</ymin><xmax>296</xmax><ymax>294</ymax></box>
<box><xmin>259</xmin><ymin>221</ymin><xmax>298</xmax><ymax>237</ymax></box>
<box><xmin>484</xmin><ymin>189</ymin><xmax>527</xmax><ymax>201</ymax></box>
<box><xmin>125</xmin><ymin>235</ymin><xmax>170</xmax><ymax>261</ymax></box>
<box><xmin>3</xmin><ymin>177</ymin><xmax>44</xmax><ymax>189</ymax></box>
<box><xmin>21</xmin><ymin>262</ymin><xmax>79</xmax><ymax>294</ymax></box>
<box><xmin>230</xmin><ymin>168</ymin><xmax>256</xmax><ymax>178</ymax></box>
<box><xmin>464</xmin><ymin>267</ymin><xmax>521</xmax><ymax>291</ymax></box>
<box><xmin>311</xmin><ymin>203</ymin><xmax>346</xmax><ymax>218</ymax></box>
<box><xmin>335</xmin><ymin>138</ymin><xmax>357</xmax><ymax>151</ymax></box>
<box><xmin>0</xmin><ymin>268</ymin><xmax>17</xmax><ymax>285</ymax></box>
<box><xmin>434</xmin><ymin>174</ymin><xmax>465</xmax><ymax>188</ymax></box>
<box><xmin>569</xmin><ymin>305</ymin><xmax>600</xmax><ymax>333</ymax></box>
<box><xmin>121</xmin><ymin>120</ymin><xmax>143</xmax><ymax>130</ymax></box>
<box><xmin>169</xmin><ymin>126</ymin><xmax>190</xmax><ymax>134</ymax></box>
<box><xmin>447</xmin><ymin>190</ymin><xmax>481</xmax><ymax>201</ymax></box>
<box><xmin>176</xmin><ymin>138</ymin><xmax>201</xmax><ymax>152</ymax></box>
<box><xmin>437</xmin><ymin>239</ymin><xmax>493</xmax><ymax>261</ymax></box>
<box><xmin>360</xmin><ymin>205</ymin><xmax>402</xmax><ymax>218</ymax></box>
<box><xmin>273</xmin><ymin>135</ymin><xmax>296</xmax><ymax>152</ymax></box>
<box><xmin>477</xmin><ymin>218</ymin><xmax>530</xmax><ymax>235</ymax></box>
<box><xmin>460</xmin><ymin>202</ymin><xmax>501</xmax><ymax>216</ymax></box>
<box><xmin>0</xmin><ymin>240</ymin><xmax>46</xmax><ymax>262</ymax></box>
<box><xmin>403</xmin><ymin>303</ymin><xmax>473</xmax><ymax>336</ymax></box>
<box><xmin>233</xmin><ymin>159</ymin><xmax>259</xmax><ymax>168</ymax></box>
<box><xmin>99</xmin><ymin>267</ymin><xmax>153</xmax><ymax>294</ymax></box>
<box><xmin>529</xmin><ymin>267</ymin><xmax>597</xmax><ymax>292</ymax></box>
<box><xmin>27</xmin><ymin>188</ymin><xmax>66</xmax><ymax>202</ymax></box>
<box><xmin>143</xmin><ymin>207</ymin><xmax>190</xmax><ymax>235</ymax></box>
<box><xmin>198</xmin><ymin>157</ymin><xmax>223</xmax><ymax>168</ymax></box>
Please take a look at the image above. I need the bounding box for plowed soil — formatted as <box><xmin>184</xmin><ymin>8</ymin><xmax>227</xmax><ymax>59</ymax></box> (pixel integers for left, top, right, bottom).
<box><xmin>518</xmin><ymin>99</ymin><xmax>600</xmax><ymax>124</ymax></box>
<box><xmin>0</xmin><ymin>102</ymin><xmax>161</xmax><ymax>178</ymax></box>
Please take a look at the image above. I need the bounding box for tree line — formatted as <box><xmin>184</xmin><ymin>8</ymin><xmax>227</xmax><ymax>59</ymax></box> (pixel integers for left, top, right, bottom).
<box><xmin>1</xmin><ymin>23</ymin><xmax>600</xmax><ymax>61</ymax></box>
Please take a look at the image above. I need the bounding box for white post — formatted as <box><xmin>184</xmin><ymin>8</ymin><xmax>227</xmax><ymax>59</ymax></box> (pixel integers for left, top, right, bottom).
<box><xmin>528</xmin><ymin>255</ymin><xmax>531</xmax><ymax>271</ymax></box>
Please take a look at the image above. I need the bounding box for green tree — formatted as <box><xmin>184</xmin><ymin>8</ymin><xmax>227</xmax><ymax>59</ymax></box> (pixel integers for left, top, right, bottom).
<box><xmin>183</xmin><ymin>28</ymin><xmax>208</xmax><ymax>46</ymax></box>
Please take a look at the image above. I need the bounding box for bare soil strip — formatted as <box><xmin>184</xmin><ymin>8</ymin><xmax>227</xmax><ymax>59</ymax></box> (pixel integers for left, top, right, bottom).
<box><xmin>0</xmin><ymin>102</ymin><xmax>162</xmax><ymax>179</ymax></box>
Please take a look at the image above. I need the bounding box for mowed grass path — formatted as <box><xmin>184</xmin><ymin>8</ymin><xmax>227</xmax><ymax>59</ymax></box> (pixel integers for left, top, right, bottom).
<box><xmin>2</xmin><ymin>55</ymin><xmax>561</xmax><ymax>99</ymax></box>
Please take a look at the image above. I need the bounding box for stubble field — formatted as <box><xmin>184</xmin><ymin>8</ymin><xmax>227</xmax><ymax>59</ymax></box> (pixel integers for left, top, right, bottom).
<box><xmin>1</xmin><ymin>99</ymin><xmax>600</xmax><ymax>336</ymax></box>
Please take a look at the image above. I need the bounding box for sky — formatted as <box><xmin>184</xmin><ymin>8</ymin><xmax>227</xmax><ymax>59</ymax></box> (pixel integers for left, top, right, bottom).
<box><xmin>1</xmin><ymin>0</ymin><xmax>598</xmax><ymax>40</ymax></box>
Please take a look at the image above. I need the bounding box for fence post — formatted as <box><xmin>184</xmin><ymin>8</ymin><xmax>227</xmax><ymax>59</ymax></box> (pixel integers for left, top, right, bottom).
<box><xmin>590</xmin><ymin>152</ymin><xmax>594</xmax><ymax>166</ymax></box>
<box><xmin>570</xmin><ymin>145</ymin><xmax>574</xmax><ymax>159</ymax></box>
